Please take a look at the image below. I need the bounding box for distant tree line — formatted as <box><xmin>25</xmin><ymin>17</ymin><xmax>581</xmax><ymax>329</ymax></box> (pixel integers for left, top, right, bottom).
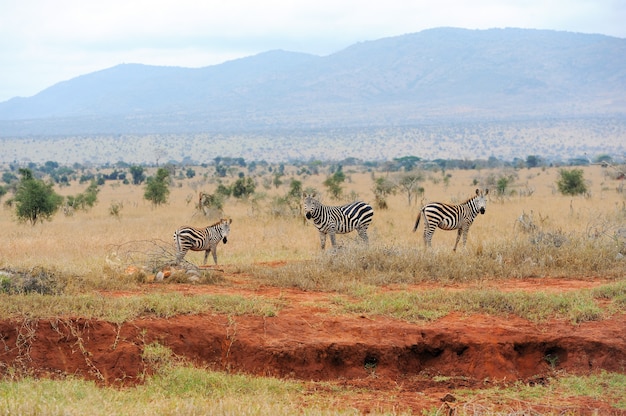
<box><xmin>0</xmin><ymin>152</ymin><xmax>617</xmax><ymax>224</ymax></box>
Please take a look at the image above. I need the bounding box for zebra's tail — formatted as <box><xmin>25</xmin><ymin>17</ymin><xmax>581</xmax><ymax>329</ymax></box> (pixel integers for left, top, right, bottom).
<box><xmin>173</xmin><ymin>230</ymin><xmax>183</xmax><ymax>261</ymax></box>
<box><xmin>413</xmin><ymin>209</ymin><xmax>422</xmax><ymax>232</ymax></box>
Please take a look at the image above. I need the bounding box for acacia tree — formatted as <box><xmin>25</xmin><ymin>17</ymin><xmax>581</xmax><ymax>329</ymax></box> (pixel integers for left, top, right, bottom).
<box><xmin>12</xmin><ymin>168</ymin><xmax>63</xmax><ymax>225</ymax></box>
<box><xmin>144</xmin><ymin>168</ymin><xmax>170</xmax><ymax>206</ymax></box>
<box><xmin>396</xmin><ymin>172</ymin><xmax>424</xmax><ymax>205</ymax></box>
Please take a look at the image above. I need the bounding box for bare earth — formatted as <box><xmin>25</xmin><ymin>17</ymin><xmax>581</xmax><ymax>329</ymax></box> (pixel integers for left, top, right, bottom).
<box><xmin>1</xmin><ymin>262</ymin><xmax>625</xmax><ymax>414</ymax></box>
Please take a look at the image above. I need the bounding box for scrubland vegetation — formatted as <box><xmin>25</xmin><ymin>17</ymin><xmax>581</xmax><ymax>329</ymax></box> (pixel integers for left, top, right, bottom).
<box><xmin>0</xmin><ymin>158</ymin><xmax>625</xmax><ymax>414</ymax></box>
<box><xmin>1</xmin><ymin>160</ymin><xmax>624</xmax><ymax>290</ymax></box>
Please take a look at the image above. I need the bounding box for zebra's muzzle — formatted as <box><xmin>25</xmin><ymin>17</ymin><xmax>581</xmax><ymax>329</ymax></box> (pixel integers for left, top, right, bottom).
<box><xmin>222</xmin><ymin>236</ymin><xmax>228</xmax><ymax>244</ymax></box>
<box><xmin>480</xmin><ymin>207</ymin><xmax>485</xmax><ymax>215</ymax></box>
<box><xmin>305</xmin><ymin>212</ymin><xmax>312</xmax><ymax>220</ymax></box>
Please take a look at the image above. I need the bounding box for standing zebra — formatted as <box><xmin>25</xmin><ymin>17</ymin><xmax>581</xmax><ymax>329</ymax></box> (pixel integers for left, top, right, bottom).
<box><xmin>302</xmin><ymin>193</ymin><xmax>374</xmax><ymax>249</ymax></box>
<box><xmin>413</xmin><ymin>189</ymin><xmax>489</xmax><ymax>251</ymax></box>
<box><xmin>174</xmin><ymin>218</ymin><xmax>232</xmax><ymax>265</ymax></box>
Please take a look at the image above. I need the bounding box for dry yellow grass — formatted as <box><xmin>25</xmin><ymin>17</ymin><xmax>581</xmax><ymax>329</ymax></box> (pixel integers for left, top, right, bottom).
<box><xmin>0</xmin><ymin>165</ymin><xmax>624</xmax><ymax>281</ymax></box>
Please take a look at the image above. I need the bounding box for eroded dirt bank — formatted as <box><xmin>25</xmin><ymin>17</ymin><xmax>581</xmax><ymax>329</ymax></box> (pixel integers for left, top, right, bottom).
<box><xmin>1</xmin><ymin>310</ymin><xmax>625</xmax><ymax>386</ymax></box>
<box><xmin>1</xmin><ymin>277</ymin><xmax>625</xmax><ymax>414</ymax></box>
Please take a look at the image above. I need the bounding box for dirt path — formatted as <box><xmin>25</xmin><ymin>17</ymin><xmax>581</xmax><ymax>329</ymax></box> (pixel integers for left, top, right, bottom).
<box><xmin>1</xmin><ymin>266</ymin><xmax>624</xmax><ymax>414</ymax></box>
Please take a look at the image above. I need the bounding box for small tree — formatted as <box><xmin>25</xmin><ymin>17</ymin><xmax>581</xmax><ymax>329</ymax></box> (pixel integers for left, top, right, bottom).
<box><xmin>12</xmin><ymin>168</ymin><xmax>63</xmax><ymax>225</ymax></box>
<box><xmin>129</xmin><ymin>165</ymin><xmax>146</xmax><ymax>185</ymax></box>
<box><xmin>66</xmin><ymin>180</ymin><xmax>100</xmax><ymax>211</ymax></box>
<box><xmin>396</xmin><ymin>172</ymin><xmax>424</xmax><ymax>205</ymax></box>
<box><xmin>557</xmin><ymin>168</ymin><xmax>587</xmax><ymax>196</ymax></box>
<box><xmin>372</xmin><ymin>175</ymin><xmax>397</xmax><ymax>209</ymax></box>
<box><xmin>526</xmin><ymin>155</ymin><xmax>541</xmax><ymax>168</ymax></box>
<box><xmin>323</xmin><ymin>168</ymin><xmax>345</xmax><ymax>200</ymax></box>
<box><xmin>144</xmin><ymin>168</ymin><xmax>170</xmax><ymax>206</ymax></box>
<box><xmin>231</xmin><ymin>176</ymin><xmax>256</xmax><ymax>199</ymax></box>
<box><xmin>287</xmin><ymin>178</ymin><xmax>302</xmax><ymax>199</ymax></box>
<box><xmin>496</xmin><ymin>176</ymin><xmax>510</xmax><ymax>195</ymax></box>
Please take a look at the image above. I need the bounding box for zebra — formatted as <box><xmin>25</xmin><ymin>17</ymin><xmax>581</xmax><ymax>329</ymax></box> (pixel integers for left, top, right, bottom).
<box><xmin>302</xmin><ymin>193</ymin><xmax>374</xmax><ymax>249</ymax></box>
<box><xmin>173</xmin><ymin>218</ymin><xmax>232</xmax><ymax>265</ymax></box>
<box><xmin>413</xmin><ymin>189</ymin><xmax>489</xmax><ymax>251</ymax></box>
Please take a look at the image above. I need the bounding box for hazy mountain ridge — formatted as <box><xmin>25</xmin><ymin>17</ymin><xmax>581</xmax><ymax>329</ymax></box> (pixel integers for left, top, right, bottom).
<box><xmin>1</xmin><ymin>27</ymin><xmax>625</xmax><ymax>136</ymax></box>
<box><xmin>1</xmin><ymin>27</ymin><xmax>625</xmax><ymax>165</ymax></box>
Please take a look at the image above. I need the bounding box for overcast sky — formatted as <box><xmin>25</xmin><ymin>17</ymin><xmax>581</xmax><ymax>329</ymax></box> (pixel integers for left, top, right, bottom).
<box><xmin>1</xmin><ymin>0</ymin><xmax>624</xmax><ymax>102</ymax></box>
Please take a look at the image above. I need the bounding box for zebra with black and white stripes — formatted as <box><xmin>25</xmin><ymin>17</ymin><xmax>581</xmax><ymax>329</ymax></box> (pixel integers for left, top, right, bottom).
<box><xmin>413</xmin><ymin>189</ymin><xmax>489</xmax><ymax>251</ymax></box>
<box><xmin>302</xmin><ymin>193</ymin><xmax>374</xmax><ymax>249</ymax></box>
<box><xmin>174</xmin><ymin>218</ymin><xmax>232</xmax><ymax>265</ymax></box>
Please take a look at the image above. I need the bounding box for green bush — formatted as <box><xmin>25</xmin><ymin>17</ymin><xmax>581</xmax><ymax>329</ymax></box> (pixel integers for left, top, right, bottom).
<box><xmin>144</xmin><ymin>168</ymin><xmax>170</xmax><ymax>206</ymax></box>
<box><xmin>557</xmin><ymin>168</ymin><xmax>587</xmax><ymax>196</ymax></box>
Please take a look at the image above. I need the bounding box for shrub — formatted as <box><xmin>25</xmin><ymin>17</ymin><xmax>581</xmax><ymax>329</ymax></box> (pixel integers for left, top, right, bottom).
<box><xmin>144</xmin><ymin>168</ymin><xmax>170</xmax><ymax>206</ymax></box>
<box><xmin>557</xmin><ymin>168</ymin><xmax>587</xmax><ymax>196</ymax></box>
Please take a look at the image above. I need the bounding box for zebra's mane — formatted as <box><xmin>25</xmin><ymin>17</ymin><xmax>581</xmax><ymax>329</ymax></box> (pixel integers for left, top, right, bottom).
<box><xmin>209</xmin><ymin>218</ymin><xmax>229</xmax><ymax>227</ymax></box>
<box><xmin>461</xmin><ymin>194</ymin><xmax>478</xmax><ymax>205</ymax></box>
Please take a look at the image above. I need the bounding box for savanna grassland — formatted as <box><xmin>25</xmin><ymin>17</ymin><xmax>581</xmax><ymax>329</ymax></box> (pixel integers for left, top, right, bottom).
<box><xmin>0</xmin><ymin>163</ymin><xmax>625</xmax><ymax>415</ymax></box>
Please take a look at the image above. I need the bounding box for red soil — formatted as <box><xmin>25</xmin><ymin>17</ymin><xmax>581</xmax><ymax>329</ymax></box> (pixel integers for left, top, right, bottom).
<box><xmin>1</xmin><ymin>263</ymin><xmax>624</xmax><ymax>414</ymax></box>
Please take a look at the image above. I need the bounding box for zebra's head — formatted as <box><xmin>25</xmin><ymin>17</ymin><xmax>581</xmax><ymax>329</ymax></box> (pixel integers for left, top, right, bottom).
<box><xmin>474</xmin><ymin>189</ymin><xmax>489</xmax><ymax>214</ymax></box>
<box><xmin>218</xmin><ymin>218</ymin><xmax>232</xmax><ymax>243</ymax></box>
<box><xmin>302</xmin><ymin>193</ymin><xmax>319</xmax><ymax>220</ymax></box>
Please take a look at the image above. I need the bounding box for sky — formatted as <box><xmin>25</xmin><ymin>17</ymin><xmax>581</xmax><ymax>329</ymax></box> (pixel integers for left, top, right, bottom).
<box><xmin>1</xmin><ymin>0</ymin><xmax>625</xmax><ymax>102</ymax></box>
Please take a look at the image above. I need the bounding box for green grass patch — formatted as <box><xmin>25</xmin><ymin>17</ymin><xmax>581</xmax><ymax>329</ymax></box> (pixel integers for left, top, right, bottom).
<box><xmin>0</xmin><ymin>293</ymin><xmax>281</xmax><ymax>323</ymax></box>
<box><xmin>0</xmin><ymin>372</ymin><xmax>311</xmax><ymax>416</ymax></box>
<box><xmin>0</xmin><ymin>342</ymin><xmax>362</xmax><ymax>416</ymax></box>
<box><xmin>335</xmin><ymin>288</ymin><xmax>607</xmax><ymax>323</ymax></box>
<box><xmin>447</xmin><ymin>371</ymin><xmax>626</xmax><ymax>414</ymax></box>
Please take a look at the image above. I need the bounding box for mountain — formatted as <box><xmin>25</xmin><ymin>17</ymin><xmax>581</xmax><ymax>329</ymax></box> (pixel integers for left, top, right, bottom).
<box><xmin>1</xmin><ymin>27</ymin><xmax>625</xmax><ymax>137</ymax></box>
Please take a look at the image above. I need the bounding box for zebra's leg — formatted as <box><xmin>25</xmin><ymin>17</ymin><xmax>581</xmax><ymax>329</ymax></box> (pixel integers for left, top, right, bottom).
<box><xmin>319</xmin><ymin>232</ymin><xmax>327</xmax><ymax>250</ymax></box>
<box><xmin>462</xmin><ymin>226</ymin><xmax>470</xmax><ymax>250</ymax></box>
<box><xmin>453</xmin><ymin>228</ymin><xmax>463</xmax><ymax>251</ymax></box>
<box><xmin>329</xmin><ymin>232</ymin><xmax>338</xmax><ymax>248</ymax></box>
<box><xmin>203</xmin><ymin>248</ymin><xmax>212</xmax><ymax>265</ymax></box>
<box><xmin>175</xmin><ymin>249</ymin><xmax>187</xmax><ymax>264</ymax></box>
<box><xmin>423</xmin><ymin>226</ymin><xmax>434</xmax><ymax>248</ymax></box>
<box><xmin>211</xmin><ymin>245</ymin><xmax>219</xmax><ymax>264</ymax></box>
<box><xmin>452</xmin><ymin>228</ymin><xmax>463</xmax><ymax>251</ymax></box>
<box><xmin>357</xmin><ymin>227</ymin><xmax>369</xmax><ymax>244</ymax></box>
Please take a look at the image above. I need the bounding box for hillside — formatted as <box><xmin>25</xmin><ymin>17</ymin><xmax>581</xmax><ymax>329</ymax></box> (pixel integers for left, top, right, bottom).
<box><xmin>1</xmin><ymin>27</ymin><xmax>625</xmax><ymax>136</ymax></box>
<box><xmin>1</xmin><ymin>27</ymin><xmax>626</xmax><ymax>164</ymax></box>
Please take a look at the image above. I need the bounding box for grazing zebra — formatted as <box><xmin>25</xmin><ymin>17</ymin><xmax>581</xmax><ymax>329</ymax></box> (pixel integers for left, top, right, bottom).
<box><xmin>413</xmin><ymin>189</ymin><xmax>489</xmax><ymax>251</ymax></box>
<box><xmin>302</xmin><ymin>193</ymin><xmax>374</xmax><ymax>249</ymax></box>
<box><xmin>174</xmin><ymin>218</ymin><xmax>232</xmax><ymax>265</ymax></box>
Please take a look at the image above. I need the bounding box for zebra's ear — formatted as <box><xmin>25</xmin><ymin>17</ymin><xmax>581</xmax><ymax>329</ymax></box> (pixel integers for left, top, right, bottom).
<box><xmin>484</xmin><ymin>189</ymin><xmax>489</xmax><ymax>195</ymax></box>
<box><xmin>475</xmin><ymin>189</ymin><xmax>480</xmax><ymax>195</ymax></box>
<box><xmin>229</xmin><ymin>218</ymin><xmax>233</xmax><ymax>224</ymax></box>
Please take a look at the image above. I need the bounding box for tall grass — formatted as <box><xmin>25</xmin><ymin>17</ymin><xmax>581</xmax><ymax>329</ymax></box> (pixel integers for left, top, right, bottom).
<box><xmin>251</xmin><ymin>234</ymin><xmax>625</xmax><ymax>292</ymax></box>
